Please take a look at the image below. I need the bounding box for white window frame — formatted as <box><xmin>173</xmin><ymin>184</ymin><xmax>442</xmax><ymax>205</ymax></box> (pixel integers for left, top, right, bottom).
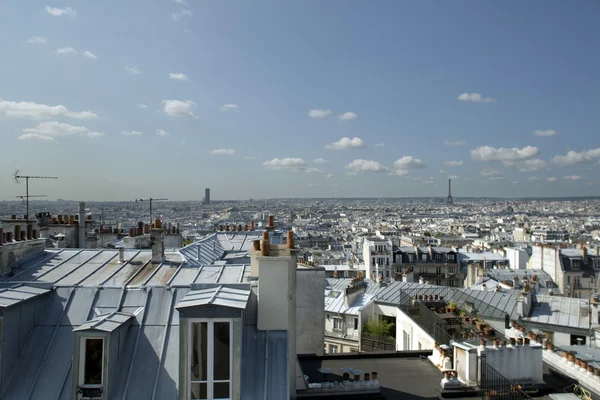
<box><xmin>78</xmin><ymin>336</ymin><xmax>104</xmax><ymax>389</ymax></box>
<box><xmin>188</xmin><ymin>319</ymin><xmax>233</xmax><ymax>400</ymax></box>
<box><xmin>333</xmin><ymin>317</ymin><xmax>343</xmax><ymax>331</ymax></box>
<box><xmin>329</xmin><ymin>344</ymin><xmax>338</xmax><ymax>353</ymax></box>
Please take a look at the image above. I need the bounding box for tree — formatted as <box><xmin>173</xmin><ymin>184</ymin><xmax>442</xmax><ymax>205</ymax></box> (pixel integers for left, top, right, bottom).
<box><xmin>362</xmin><ymin>316</ymin><xmax>394</xmax><ymax>339</ymax></box>
<box><xmin>423</xmin><ymin>231</ymin><xmax>432</xmax><ymax>237</ymax></box>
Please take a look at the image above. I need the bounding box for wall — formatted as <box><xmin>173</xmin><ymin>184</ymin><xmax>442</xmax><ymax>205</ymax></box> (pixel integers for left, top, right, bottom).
<box><xmin>529</xmin><ymin>246</ymin><xmax>562</xmax><ymax>291</ymax></box>
<box><xmin>42</xmin><ymin>225</ymin><xmax>79</xmax><ymax>247</ymax></box>
<box><xmin>505</xmin><ymin>247</ymin><xmax>529</xmax><ymax>270</ymax></box>
<box><xmin>296</xmin><ymin>268</ymin><xmax>325</xmax><ymax>356</ymax></box>
<box><xmin>164</xmin><ymin>233</ymin><xmax>182</xmax><ymax>249</ymax></box>
<box><xmin>480</xmin><ymin>344</ymin><xmax>544</xmax><ymax>384</ymax></box>
<box><xmin>372</xmin><ymin>303</ymin><xmax>435</xmax><ymax>351</ymax></box>
<box><xmin>0</xmin><ymin>239</ymin><xmax>46</xmax><ymax>275</ymax></box>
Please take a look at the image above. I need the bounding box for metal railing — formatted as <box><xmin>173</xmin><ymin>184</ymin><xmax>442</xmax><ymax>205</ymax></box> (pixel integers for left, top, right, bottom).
<box><xmin>479</xmin><ymin>355</ymin><xmax>532</xmax><ymax>400</ymax></box>
<box><xmin>361</xmin><ymin>335</ymin><xmax>396</xmax><ymax>352</ymax></box>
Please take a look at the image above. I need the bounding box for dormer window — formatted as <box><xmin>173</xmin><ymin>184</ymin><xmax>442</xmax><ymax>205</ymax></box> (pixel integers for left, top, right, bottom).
<box><xmin>572</xmin><ymin>260</ymin><xmax>580</xmax><ymax>270</ymax></box>
<box><xmin>80</xmin><ymin>337</ymin><xmax>104</xmax><ymax>389</ymax></box>
<box><xmin>189</xmin><ymin>320</ymin><xmax>232</xmax><ymax>400</ymax></box>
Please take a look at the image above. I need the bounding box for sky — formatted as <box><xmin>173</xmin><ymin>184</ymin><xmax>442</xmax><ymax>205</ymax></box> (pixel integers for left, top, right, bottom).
<box><xmin>0</xmin><ymin>1</ymin><xmax>599</xmax><ymax>201</ymax></box>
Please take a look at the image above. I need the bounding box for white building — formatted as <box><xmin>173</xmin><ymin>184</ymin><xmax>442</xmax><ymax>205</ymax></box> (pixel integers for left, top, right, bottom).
<box><xmin>504</xmin><ymin>247</ymin><xmax>530</xmax><ymax>270</ymax></box>
<box><xmin>362</xmin><ymin>237</ymin><xmax>393</xmax><ymax>281</ymax></box>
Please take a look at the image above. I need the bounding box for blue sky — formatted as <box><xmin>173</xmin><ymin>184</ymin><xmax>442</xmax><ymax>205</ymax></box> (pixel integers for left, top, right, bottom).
<box><xmin>1</xmin><ymin>1</ymin><xmax>599</xmax><ymax>200</ymax></box>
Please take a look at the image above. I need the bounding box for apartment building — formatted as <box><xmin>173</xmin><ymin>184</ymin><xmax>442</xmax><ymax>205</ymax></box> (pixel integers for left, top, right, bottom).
<box><xmin>362</xmin><ymin>237</ymin><xmax>393</xmax><ymax>281</ymax></box>
<box><xmin>393</xmin><ymin>246</ymin><xmax>461</xmax><ymax>287</ymax></box>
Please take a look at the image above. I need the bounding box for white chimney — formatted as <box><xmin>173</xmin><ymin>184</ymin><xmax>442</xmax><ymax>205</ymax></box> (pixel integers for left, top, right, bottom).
<box><xmin>119</xmin><ymin>247</ymin><xmax>125</xmax><ymax>263</ymax></box>
<box><xmin>151</xmin><ymin>226</ymin><xmax>164</xmax><ymax>263</ymax></box>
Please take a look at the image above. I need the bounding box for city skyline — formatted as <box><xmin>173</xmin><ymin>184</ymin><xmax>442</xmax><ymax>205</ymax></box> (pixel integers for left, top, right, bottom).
<box><xmin>1</xmin><ymin>1</ymin><xmax>600</xmax><ymax>200</ymax></box>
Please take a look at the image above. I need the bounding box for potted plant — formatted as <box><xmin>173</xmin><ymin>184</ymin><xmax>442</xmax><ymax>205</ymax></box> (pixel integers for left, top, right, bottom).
<box><xmin>446</xmin><ymin>301</ymin><xmax>458</xmax><ymax>313</ymax></box>
<box><xmin>547</xmin><ymin>341</ymin><xmax>555</xmax><ymax>351</ymax></box>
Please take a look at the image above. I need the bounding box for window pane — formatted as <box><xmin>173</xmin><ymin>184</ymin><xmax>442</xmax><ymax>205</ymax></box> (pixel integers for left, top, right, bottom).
<box><xmin>213</xmin><ymin>322</ymin><xmax>230</xmax><ymax>381</ymax></box>
<box><xmin>84</xmin><ymin>339</ymin><xmax>103</xmax><ymax>385</ymax></box>
<box><xmin>190</xmin><ymin>382</ymin><xmax>207</xmax><ymax>399</ymax></box>
<box><xmin>214</xmin><ymin>382</ymin><xmax>230</xmax><ymax>399</ymax></box>
<box><xmin>191</xmin><ymin>322</ymin><xmax>208</xmax><ymax>381</ymax></box>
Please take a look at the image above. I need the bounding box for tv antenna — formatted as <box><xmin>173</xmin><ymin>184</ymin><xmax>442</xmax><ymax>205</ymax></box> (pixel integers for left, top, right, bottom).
<box><xmin>136</xmin><ymin>198</ymin><xmax>167</xmax><ymax>227</ymax></box>
<box><xmin>13</xmin><ymin>170</ymin><xmax>58</xmax><ymax>221</ymax></box>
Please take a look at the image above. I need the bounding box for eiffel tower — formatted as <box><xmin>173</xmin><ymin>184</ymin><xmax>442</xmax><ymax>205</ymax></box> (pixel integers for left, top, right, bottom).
<box><xmin>447</xmin><ymin>178</ymin><xmax>454</xmax><ymax>204</ymax></box>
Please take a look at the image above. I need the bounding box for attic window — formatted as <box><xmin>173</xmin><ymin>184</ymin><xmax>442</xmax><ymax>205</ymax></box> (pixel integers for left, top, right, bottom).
<box><xmin>79</xmin><ymin>337</ymin><xmax>104</xmax><ymax>388</ymax></box>
<box><xmin>189</xmin><ymin>320</ymin><xmax>232</xmax><ymax>400</ymax></box>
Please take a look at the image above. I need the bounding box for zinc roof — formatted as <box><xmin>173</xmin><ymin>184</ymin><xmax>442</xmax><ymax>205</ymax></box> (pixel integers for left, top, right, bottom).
<box><xmin>526</xmin><ymin>295</ymin><xmax>597</xmax><ymax>330</ymax></box>
<box><xmin>73</xmin><ymin>311</ymin><xmax>133</xmax><ymax>332</ymax></box>
<box><xmin>0</xmin><ymin>285</ymin><xmax>51</xmax><ymax>308</ymax></box>
<box><xmin>176</xmin><ymin>285</ymin><xmax>250</xmax><ymax>310</ymax></box>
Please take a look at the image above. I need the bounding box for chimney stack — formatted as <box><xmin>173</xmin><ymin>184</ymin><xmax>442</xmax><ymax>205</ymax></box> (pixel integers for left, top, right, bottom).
<box><xmin>14</xmin><ymin>225</ymin><xmax>21</xmax><ymax>241</ymax></box>
<box><xmin>219</xmin><ymin>225</ymin><xmax>224</xmax><ymax>231</ymax></box>
<box><xmin>0</xmin><ymin>228</ymin><xmax>3</xmax><ymax>246</ymax></box>
<box><xmin>238</xmin><ymin>224</ymin><xmax>243</xmax><ymax>232</ymax></box>
<box><xmin>20</xmin><ymin>231</ymin><xmax>26</xmax><ymax>241</ymax></box>
<box><xmin>226</xmin><ymin>224</ymin><xmax>230</xmax><ymax>232</ymax></box>
<box><xmin>151</xmin><ymin>221</ymin><xmax>165</xmax><ymax>263</ymax></box>
<box><xmin>26</xmin><ymin>223</ymin><xmax>33</xmax><ymax>240</ymax></box>
<box><xmin>253</xmin><ymin>240</ymin><xmax>260</xmax><ymax>251</ymax></box>
<box><xmin>79</xmin><ymin>202</ymin><xmax>86</xmax><ymax>248</ymax></box>
<box><xmin>286</xmin><ymin>231</ymin><xmax>295</xmax><ymax>249</ymax></box>
<box><xmin>250</xmin><ymin>221</ymin><xmax>255</xmax><ymax>231</ymax></box>
<box><xmin>244</xmin><ymin>225</ymin><xmax>248</xmax><ymax>231</ymax></box>
<box><xmin>261</xmin><ymin>232</ymin><xmax>270</xmax><ymax>256</ymax></box>
<box><xmin>266</xmin><ymin>215</ymin><xmax>275</xmax><ymax>231</ymax></box>
<box><xmin>119</xmin><ymin>247</ymin><xmax>125</xmax><ymax>263</ymax></box>
<box><xmin>33</xmin><ymin>229</ymin><xmax>38</xmax><ymax>239</ymax></box>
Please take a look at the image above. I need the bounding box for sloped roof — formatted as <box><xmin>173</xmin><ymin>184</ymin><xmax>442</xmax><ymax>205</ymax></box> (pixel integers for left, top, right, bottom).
<box><xmin>73</xmin><ymin>311</ymin><xmax>133</xmax><ymax>332</ymax></box>
<box><xmin>526</xmin><ymin>295</ymin><xmax>597</xmax><ymax>330</ymax></box>
<box><xmin>0</xmin><ymin>285</ymin><xmax>51</xmax><ymax>308</ymax></box>
<box><xmin>176</xmin><ymin>285</ymin><xmax>250</xmax><ymax>310</ymax></box>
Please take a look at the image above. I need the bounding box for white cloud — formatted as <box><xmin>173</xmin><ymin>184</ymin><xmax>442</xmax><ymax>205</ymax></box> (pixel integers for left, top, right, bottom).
<box><xmin>162</xmin><ymin>100</ymin><xmax>196</xmax><ymax>117</ymax></box>
<box><xmin>533</xmin><ymin>129</ymin><xmax>557</xmax><ymax>137</ymax></box>
<box><xmin>46</xmin><ymin>6</ymin><xmax>77</xmax><ymax>17</ymax></box>
<box><xmin>243</xmin><ymin>156</ymin><xmax>256</xmax><ymax>161</ymax></box>
<box><xmin>125</xmin><ymin>65</ymin><xmax>142</xmax><ymax>74</ymax></box>
<box><xmin>444</xmin><ymin>140</ymin><xmax>467</xmax><ymax>146</ymax></box>
<box><xmin>393</xmin><ymin>169</ymin><xmax>409</xmax><ymax>176</ymax></box>
<box><xmin>307</xmin><ymin>183</ymin><xmax>315</xmax><ymax>187</ymax></box>
<box><xmin>308</xmin><ymin>109</ymin><xmax>332</xmax><ymax>118</ymax></box>
<box><xmin>345</xmin><ymin>159</ymin><xmax>388</xmax><ymax>174</ymax></box>
<box><xmin>444</xmin><ymin>160</ymin><xmax>463</xmax><ymax>167</ymax></box>
<box><xmin>156</xmin><ymin>129</ymin><xmax>170</xmax><ymax>137</ymax></box>
<box><xmin>26</xmin><ymin>36</ymin><xmax>47</xmax><ymax>44</ymax></box>
<box><xmin>83</xmin><ymin>50</ymin><xmax>98</xmax><ymax>60</ymax></box>
<box><xmin>174</xmin><ymin>0</ymin><xmax>187</xmax><ymax>4</ymax></box>
<box><xmin>338</xmin><ymin>112</ymin><xmax>357</xmax><ymax>121</ymax></box>
<box><xmin>313</xmin><ymin>158</ymin><xmax>327</xmax><ymax>164</ymax></box>
<box><xmin>374</xmin><ymin>143</ymin><xmax>385</xmax><ymax>147</ymax></box>
<box><xmin>457</xmin><ymin>93</ymin><xmax>496</xmax><ymax>103</ymax></box>
<box><xmin>448</xmin><ymin>175</ymin><xmax>459</xmax><ymax>180</ymax></box>
<box><xmin>305</xmin><ymin>168</ymin><xmax>324</xmax><ymax>174</ymax></box>
<box><xmin>121</xmin><ymin>130</ymin><xmax>143</xmax><ymax>136</ymax></box>
<box><xmin>504</xmin><ymin>158</ymin><xmax>548</xmax><ymax>172</ymax></box>
<box><xmin>528</xmin><ymin>176</ymin><xmax>540</xmax><ymax>181</ymax></box>
<box><xmin>22</xmin><ymin>121</ymin><xmax>103</xmax><ymax>140</ymax></box>
<box><xmin>326</xmin><ymin>173</ymin><xmax>334</xmax><ymax>179</ymax></box>
<box><xmin>263</xmin><ymin>158</ymin><xmax>308</xmax><ymax>171</ymax></box>
<box><xmin>171</xmin><ymin>9</ymin><xmax>192</xmax><ymax>21</ymax></box>
<box><xmin>325</xmin><ymin>137</ymin><xmax>366</xmax><ymax>150</ymax></box>
<box><xmin>210</xmin><ymin>148</ymin><xmax>236</xmax><ymax>155</ymax></box>
<box><xmin>551</xmin><ymin>148</ymin><xmax>600</xmax><ymax>165</ymax></box>
<box><xmin>393</xmin><ymin>156</ymin><xmax>426</xmax><ymax>170</ymax></box>
<box><xmin>547</xmin><ymin>177</ymin><xmax>558</xmax><ymax>183</ymax></box>
<box><xmin>18</xmin><ymin>133</ymin><xmax>55</xmax><ymax>141</ymax></box>
<box><xmin>0</xmin><ymin>99</ymin><xmax>97</xmax><ymax>119</ymax></box>
<box><xmin>220</xmin><ymin>104</ymin><xmax>239</xmax><ymax>111</ymax></box>
<box><xmin>439</xmin><ymin>169</ymin><xmax>448</xmax><ymax>174</ymax></box>
<box><xmin>55</xmin><ymin>47</ymin><xmax>76</xmax><ymax>55</ymax></box>
<box><xmin>169</xmin><ymin>72</ymin><xmax>189</xmax><ymax>81</ymax></box>
<box><xmin>470</xmin><ymin>145</ymin><xmax>540</xmax><ymax>162</ymax></box>
<box><xmin>479</xmin><ymin>168</ymin><xmax>504</xmax><ymax>180</ymax></box>
<box><xmin>512</xmin><ymin>181</ymin><xmax>518</xmax><ymax>185</ymax></box>
<box><xmin>137</xmin><ymin>103</ymin><xmax>148</xmax><ymax>109</ymax></box>
<box><xmin>564</xmin><ymin>175</ymin><xmax>582</xmax><ymax>181</ymax></box>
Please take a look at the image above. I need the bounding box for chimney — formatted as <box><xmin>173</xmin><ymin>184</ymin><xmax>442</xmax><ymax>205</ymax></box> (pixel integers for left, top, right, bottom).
<box><xmin>250</xmin><ymin>221</ymin><xmax>255</xmax><ymax>231</ymax></box>
<box><xmin>20</xmin><ymin>231</ymin><xmax>26</xmax><ymax>241</ymax></box>
<box><xmin>287</xmin><ymin>231</ymin><xmax>295</xmax><ymax>249</ymax></box>
<box><xmin>138</xmin><ymin>221</ymin><xmax>144</xmax><ymax>236</ymax></box>
<box><xmin>580</xmin><ymin>243</ymin><xmax>588</xmax><ymax>264</ymax></box>
<box><xmin>119</xmin><ymin>247</ymin><xmax>125</xmax><ymax>263</ymax></box>
<box><xmin>402</xmin><ymin>269</ymin><xmax>414</xmax><ymax>283</ymax></box>
<box><xmin>57</xmin><ymin>215</ymin><xmax>63</xmax><ymax>224</ymax></box>
<box><xmin>6</xmin><ymin>232</ymin><xmax>13</xmax><ymax>242</ymax></box>
<box><xmin>0</xmin><ymin>228</ymin><xmax>3</xmax><ymax>246</ymax></box>
<box><xmin>261</xmin><ymin>232</ymin><xmax>270</xmax><ymax>256</ymax></box>
<box><xmin>219</xmin><ymin>225</ymin><xmax>224</xmax><ymax>232</ymax></box>
<box><xmin>144</xmin><ymin>224</ymin><xmax>150</xmax><ymax>234</ymax></box>
<box><xmin>26</xmin><ymin>223</ymin><xmax>32</xmax><ymax>240</ymax></box>
<box><xmin>266</xmin><ymin>215</ymin><xmax>275</xmax><ymax>231</ymax></box>
<box><xmin>344</xmin><ymin>278</ymin><xmax>365</xmax><ymax>307</ymax></box>
<box><xmin>14</xmin><ymin>225</ymin><xmax>21</xmax><ymax>241</ymax></box>
<box><xmin>226</xmin><ymin>224</ymin><xmax>230</xmax><ymax>231</ymax></box>
<box><xmin>513</xmin><ymin>275</ymin><xmax>519</xmax><ymax>289</ymax></box>
<box><xmin>33</xmin><ymin>229</ymin><xmax>38</xmax><ymax>239</ymax></box>
<box><xmin>238</xmin><ymin>224</ymin><xmax>243</xmax><ymax>232</ymax></box>
<box><xmin>151</xmin><ymin>222</ymin><xmax>165</xmax><ymax>263</ymax></box>
<box><xmin>79</xmin><ymin>202</ymin><xmax>86</xmax><ymax>248</ymax></box>
<box><xmin>244</xmin><ymin>225</ymin><xmax>248</xmax><ymax>231</ymax></box>
<box><xmin>232</xmin><ymin>225</ymin><xmax>236</xmax><ymax>231</ymax></box>
<box><xmin>250</xmin><ymin>240</ymin><xmax>261</xmax><ymax>276</ymax></box>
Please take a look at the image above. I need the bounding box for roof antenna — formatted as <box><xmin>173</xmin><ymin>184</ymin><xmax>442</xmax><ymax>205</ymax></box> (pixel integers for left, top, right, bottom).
<box><xmin>14</xmin><ymin>170</ymin><xmax>58</xmax><ymax>221</ymax></box>
<box><xmin>136</xmin><ymin>197</ymin><xmax>168</xmax><ymax>227</ymax></box>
